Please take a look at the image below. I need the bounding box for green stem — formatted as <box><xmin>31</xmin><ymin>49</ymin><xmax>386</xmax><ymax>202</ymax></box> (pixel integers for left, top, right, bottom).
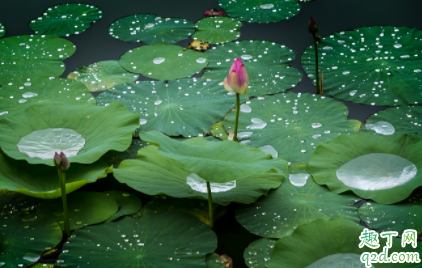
<box><xmin>233</xmin><ymin>93</ymin><xmax>240</xmax><ymax>141</ymax></box>
<box><xmin>206</xmin><ymin>181</ymin><xmax>214</xmax><ymax>228</ymax></box>
<box><xmin>313</xmin><ymin>35</ymin><xmax>320</xmax><ymax>94</ymax></box>
<box><xmin>58</xmin><ymin>169</ymin><xmax>71</xmax><ymax>237</ymax></box>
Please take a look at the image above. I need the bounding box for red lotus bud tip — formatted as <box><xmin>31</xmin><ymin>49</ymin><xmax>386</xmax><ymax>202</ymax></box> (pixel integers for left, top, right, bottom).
<box><xmin>59</xmin><ymin>152</ymin><xmax>70</xmax><ymax>171</ymax></box>
<box><xmin>308</xmin><ymin>17</ymin><xmax>319</xmax><ymax>35</ymax></box>
<box><xmin>204</xmin><ymin>9</ymin><xmax>224</xmax><ymax>17</ymax></box>
<box><xmin>223</xmin><ymin>59</ymin><xmax>249</xmax><ymax>95</ymax></box>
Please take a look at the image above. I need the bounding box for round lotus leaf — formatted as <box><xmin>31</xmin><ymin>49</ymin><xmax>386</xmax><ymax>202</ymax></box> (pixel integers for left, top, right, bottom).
<box><xmin>0</xmin><ymin>77</ymin><xmax>96</xmax><ymax>117</ymax></box>
<box><xmin>218</xmin><ymin>0</ymin><xmax>301</xmax><ymax>23</ymax></box>
<box><xmin>37</xmin><ymin>191</ymin><xmax>118</xmax><ymax>231</ymax></box>
<box><xmin>67</xmin><ymin>60</ymin><xmax>139</xmax><ymax>92</ymax></box>
<box><xmin>100</xmin><ymin>138</ymin><xmax>149</xmax><ymax>168</ymax></box>
<box><xmin>236</xmin><ymin>165</ymin><xmax>360</xmax><ymax>238</ymax></box>
<box><xmin>0</xmin><ymin>35</ymin><xmax>76</xmax><ymax>85</ymax></box>
<box><xmin>108</xmin><ymin>14</ymin><xmax>194</xmax><ymax>44</ymax></box>
<box><xmin>361</xmin><ymin>106</ymin><xmax>422</xmax><ymax>138</ymax></box>
<box><xmin>192</xmin><ymin>17</ymin><xmax>241</xmax><ymax>44</ymax></box>
<box><xmin>244</xmin><ymin>238</ymin><xmax>276</xmax><ymax>268</ymax></box>
<box><xmin>222</xmin><ymin>93</ymin><xmax>361</xmax><ymax>165</ymax></box>
<box><xmin>104</xmin><ymin>191</ymin><xmax>142</xmax><ymax>222</ymax></box>
<box><xmin>96</xmin><ymin>79</ymin><xmax>247</xmax><ymax>137</ymax></box>
<box><xmin>29</xmin><ymin>3</ymin><xmax>102</xmax><ymax>37</ymax></box>
<box><xmin>206</xmin><ymin>253</ymin><xmax>226</xmax><ymax>268</ymax></box>
<box><xmin>202</xmin><ymin>40</ymin><xmax>302</xmax><ymax>97</ymax></box>
<box><xmin>210</xmin><ymin>120</ymin><xmax>229</xmax><ymax>140</ymax></box>
<box><xmin>302</xmin><ymin>26</ymin><xmax>422</xmax><ymax>106</ymax></box>
<box><xmin>359</xmin><ymin>191</ymin><xmax>422</xmax><ymax>235</ymax></box>
<box><xmin>114</xmin><ymin>131</ymin><xmax>286</xmax><ymax>206</ymax></box>
<box><xmin>308</xmin><ymin>134</ymin><xmax>422</xmax><ymax>204</ymax></box>
<box><xmin>0</xmin><ymin>101</ymin><xmax>139</xmax><ymax>166</ymax></box>
<box><xmin>0</xmin><ymin>23</ymin><xmax>5</xmax><ymax>38</ymax></box>
<box><xmin>0</xmin><ymin>213</ymin><xmax>62</xmax><ymax>268</ymax></box>
<box><xmin>0</xmin><ymin>151</ymin><xmax>107</xmax><ymax>199</ymax></box>
<box><xmin>58</xmin><ymin>210</ymin><xmax>217</xmax><ymax>267</ymax></box>
<box><xmin>119</xmin><ymin>43</ymin><xmax>209</xmax><ymax>80</ymax></box>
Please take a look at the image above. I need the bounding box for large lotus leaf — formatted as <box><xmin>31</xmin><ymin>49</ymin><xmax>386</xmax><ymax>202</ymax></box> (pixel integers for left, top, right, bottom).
<box><xmin>268</xmin><ymin>218</ymin><xmax>421</xmax><ymax>268</ymax></box>
<box><xmin>100</xmin><ymin>138</ymin><xmax>149</xmax><ymax>168</ymax></box>
<box><xmin>236</xmin><ymin>165</ymin><xmax>360</xmax><ymax>238</ymax></box>
<box><xmin>37</xmin><ymin>191</ymin><xmax>118</xmax><ymax>231</ymax></box>
<box><xmin>361</xmin><ymin>106</ymin><xmax>422</xmax><ymax>138</ymax></box>
<box><xmin>218</xmin><ymin>0</ymin><xmax>301</xmax><ymax>23</ymax></box>
<box><xmin>140</xmin><ymin>131</ymin><xmax>287</xmax><ymax>183</ymax></box>
<box><xmin>223</xmin><ymin>93</ymin><xmax>361</xmax><ymax>165</ymax></box>
<box><xmin>0</xmin><ymin>213</ymin><xmax>62</xmax><ymax>268</ymax></box>
<box><xmin>0</xmin><ymin>190</ymin><xmax>40</xmax><ymax>214</ymax></box>
<box><xmin>359</xmin><ymin>191</ymin><xmax>422</xmax><ymax>235</ymax></box>
<box><xmin>302</xmin><ymin>26</ymin><xmax>422</xmax><ymax>106</ymax></box>
<box><xmin>308</xmin><ymin>134</ymin><xmax>422</xmax><ymax>204</ymax></box>
<box><xmin>0</xmin><ymin>77</ymin><xmax>96</xmax><ymax>116</ymax></box>
<box><xmin>202</xmin><ymin>40</ymin><xmax>302</xmax><ymax>97</ymax></box>
<box><xmin>0</xmin><ymin>35</ymin><xmax>76</xmax><ymax>84</ymax></box>
<box><xmin>119</xmin><ymin>43</ymin><xmax>209</xmax><ymax>80</ymax></box>
<box><xmin>67</xmin><ymin>60</ymin><xmax>139</xmax><ymax>92</ymax></box>
<box><xmin>104</xmin><ymin>190</ymin><xmax>142</xmax><ymax>222</ymax></box>
<box><xmin>244</xmin><ymin>238</ymin><xmax>277</xmax><ymax>268</ymax></box>
<box><xmin>58</xmin><ymin>210</ymin><xmax>217</xmax><ymax>267</ymax></box>
<box><xmin>109</xmin><ymin>14</ymin><xmax>194</xmax><ymax>44</ymax></box>
<box><xmin>0</xmin><ymin>151</ymin><xmax>107</xmax><ymax>199</ymax></box>
<box><xmin>192</xmin><ymin>17</ymin><xmax>241</xmax><ymax>44</ymax></box>
<box><xmin>29</xmin><ymin>3</ymin><xmax>102</xmax><ymax>36</ymax></box>
<box><xmin>114</xmin><ymin>144</ymin><xmax>285</xmax><ymax>206</ymax></box>
<box><xmin>96</xmin><ymin>79</ymin><xmax>247</xmax><ymax>137</ymax></box>
<box><xmin>0</xmin><ymin>23</ymin><xmax>5</xmax><ymax>38</ymax></box>
<box><xmin>0</xmin><ymin>101</ymin><xmax>139</xmax><ymax>166</ymax></box>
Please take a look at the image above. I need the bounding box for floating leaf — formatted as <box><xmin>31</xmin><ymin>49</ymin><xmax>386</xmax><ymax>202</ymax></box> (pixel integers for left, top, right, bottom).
<box><xmin>202</xmin><ymin>40</ymin><xmax>301</xmax><ymax>97</ymax></box>
<box><xmin>104</xmin><ymin>191</ymin><xmax>142</xmax><ymax>222</ymax></box>
<box><xmin>0</xmin><ymin>214</ymin><xmax>62</xmax><ymax>268</ymax></box>
<box><xmin>218</xmin><ymin>0</ymin><xmax>301</xmax><ymax>23</ymax></box>
<box><xmin>192</xmin><ymin>17</ymin><xmax>241</xmax><ymax>44</ymax></box>
<box><xmin>222</xmin><ymin>93</ymin><xmax>361</xmax><ymax>165</ymax></box>
<box><xmin>109</xmin><ymin>14</ymin><xmax>194</xmax><ymax>44</ymax></box>
<box><xmin>29</xmin><ymin>3</ymin><xmax>102</xmax><ymax>36</ymax></box>
<box><xmin>0</xmin><ymin>23</ymin><xmax>5</xmax><ymax>38</ymax></box>
<box><xmin>308</xmin><ymin>134</ymin><xmax>422</xmax><ymax>204</ymax></box>
<box><xmin>244</xmin><ymin>238</ymin><xmax>276</xmax><ymax>268</ymax></box>
<box><xmin>0</xmin><ymin>190</ymin><xmax>40</xmax><ymax>214</ymax></box>
<box><xmin>361</xmin><ymin>106</ymin><xmax>422</xmax><ymax>138</ymax></box>
<box><xmin>37</xmin><ymin>191</ymin><xmax>118</xmax><ymax>231</ymax></box>
<box><xmin>206</xmin><ymin>253</ymin><xmax>226</xmax><ymax>268</ymax></box>
<box><xmin>67</xmin><ymin>60</ymin><xmax>139</xmax><ymax>92</ymax></box>
<box><xmin>100</xmin><ymin>138</ymin><xmax>149</xmax><ymax>168</ymax></box>
<box><xmin>119</xmin><ymin>43</ymin><xmax>209</xmax><ymax>80</ymax></box>
<box><xmin>59</xmin><ymin>211</ymin><xmax>217</xmax><ymax>267</ymax></box>
<box><xmin>0</xmin><ymin>35</ymin><xmax>76</xmax><ymax>84</ymax></box>
<box><xmin>96</xmin><ymin>79</ymin><xmax>247</xmax><ymax>137</ymax></box>
<box><xmin>302</xmin><ymin>26</ymin><xmax>422</xmax><ymax>106</ymax></box>
<box><xmin>210</xmin><ymin>120</ymin><xmax>229</xmax><ymax>140</ymax></box>
<box><xmin>0</xmin><ymin>102</ymin><xmax>139</xmax><ymax>166</ymax></box>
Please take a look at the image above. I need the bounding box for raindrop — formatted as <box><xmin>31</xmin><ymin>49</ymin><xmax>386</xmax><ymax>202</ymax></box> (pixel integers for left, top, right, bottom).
<box><xmin>196</xmin><ymin>57</ymin><xmax>207</xmax><ymax>64</ymax></box>
<box><xmin>393</xmin><ymin>44</ymin><xmax>402</xmax><ymax>48</ymax></box>
<box><xmin>311</xmin><ymin>123</ymin><xmax>322</xmax><ymax>128</ymax></box>
<box><xmin>22</xmin><ymin>253</ymin><xmax>40</xmax><ymax>262</ymax></box>
<box><xmin>414</xmin><ymin>69</ymin><xmax>421</xmax><ymax>73</ymax></box>
<box><xmin>144</xmin><ymin>23</ymin><xmax>155</xmax><ymax>29</ymax></box>
<box><xmin>349</xmin><ymin>90</ymin><xmax>357</xmax><ymax>96</ymax></box>
<box><xmin>154</xmin><ymin>100</ymin><xmax>162</xmax><ymax>105</ymax></box>
<box><xmin>365</xmin><ymin>121</ymin><xmax>395</xmax><ymax>135</ymax></box>
<box><xmin>24</xmin><ymin>82</ymin><xmax>32</xmax><ymax>86</ymax></box>
<box><xmin>153</xmin><ymin>57</ymin><xmax>165</xmax><ymax>64</ymax></box>
<box><xmin>241</xmin><ymin>55</ymin><xmax>253</xmax><ymax>60</ymax></box>
<box><xmin>312</xmin><ymin>134</ymin><xmax>321</xmax><ymax>139</ymax></box>
<box><xmin>237</xmin><ymin>132</ymin><xmax>253</xmax><ymax>139</ymax></box>
<box><xmin>186</xmin><ymin>173</ymin><xmax>236</xmax><ymax>193</ymax></box>
<box><xmin>322</xmin><ymin>46</ymin><xmax>333</xmax><ymax>50</ymax></box>
<box><xmin>240</xmin><ymin>104</ymin><xmax>252</xmax><ymax>113</ymax></box>
<box><xmin>22</xmin><ymin>92</ymin><xmax>38</xmax><ymax>98</ymax></box>
<box><xmin>258</xmin><ymin>145</ymin><xmax>278</xmax><ymax>158</ymax></box>
<box><xmin>139</xmin><ymin>119</ymin><xmax>147</xmax><ymax>125</ymax></box>
<box><xmin>18</xmin><ymin>99</ymin><xmax>27</xmax><ymax>103</ymax></box>
<box><xmin>246</xmin><ymin>118</ymin><xmax>267</xmax><ymax>130</ymax></box>
<box><xmin>259</xmin><ymin>4</ymin><xmax>274</xmax><ymax>9</ymax></box>
<box><xmin>342</xmin><ymin>71</ymin><xmax>350</xmax><ymax>75</ymax></box>
<box><xmin>289</xmin><ymin>173</ymin><xmax>309</xmax><ymax>187</ymax></box>
<box><xmin>0</xmin><ymin>111</ymin><xmax>8</xmax><ymax>116</ymax></box>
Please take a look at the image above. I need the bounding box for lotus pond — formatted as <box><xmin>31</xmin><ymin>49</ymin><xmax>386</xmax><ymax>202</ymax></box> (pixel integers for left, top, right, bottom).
<box><xmin>0</xmin><ymin>0</ymin><xmax>421</xmax><ymax>267</ymax></box>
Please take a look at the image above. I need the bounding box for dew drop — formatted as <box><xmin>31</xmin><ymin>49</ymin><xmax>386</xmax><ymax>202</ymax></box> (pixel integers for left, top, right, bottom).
<box><xmin>259</xmin><ymin>4</ymin><xmax>274</xmax><ymax>9</ymax></box>
<box><xmin>258</xmin><ymin>145</ymin><xmax>278</xmax><ymax>158</ymax></box>
<box><xmin>24</xmin><ymin>82</ymin><xmax>32</xmax><ymax>86</ymax></box>
<box><xmin>241</xmin><ymin>55</ymin><xmax>253</xmax><ymax>60</ymax></box>
<box><xmin>196</xmin><ymin>57</ymin><xmax>207</xmax><ymax>64</ymax></box>
<box><xmin>144</xmin><ymin>23</ymin><xmax>155</xmax><ymax>29</ymax></box>
<box><xmin>22</xmin><ymin>92</ymin><xmax>38</xmax><ymax>98</ymax></box>
<box><xmin>349</xmin><ymin>90</ymin><xmax>357</xmax><ymax>96</ymax></box>
<box><xmin>312</xmin><ymin>134</ymin><xmax>321</xmax><ymax>139</ymax></box>
<box><xmin>153</xmin><ymin>57</ymin><xmax>165</xmax><ymax>64</ymax></box>
<box><xmin>18</xmin><ymin>99</ymin><xmax>27</xmax><ymax>103</ymax></box>
<box><xmin>240</xmin><ymin>104</ymin><xmax>252</xmax><ymax>113</ymax></box>
<box><xmin>154</xmin><ymin>100</ymin><xmax>162</xmax><ymax>105</ymax></box>
<box><xmin>322</xmin><ymin>46</ymin><xmax>333</xmax><ymax>50</ymax></box>
<box><xmin>139</xmin><ymin>119</ymin><xmax>147</xmax><ymax>125</ymax></box>
<box><xmin>393</xmin><ymin>44</ymin><xmax>402</xmax><ymax>48</ymax></box>
<box><xmin>311</xmin><ymin>123</ymin><xmax>322</xmax><ymax>128</ymax></box>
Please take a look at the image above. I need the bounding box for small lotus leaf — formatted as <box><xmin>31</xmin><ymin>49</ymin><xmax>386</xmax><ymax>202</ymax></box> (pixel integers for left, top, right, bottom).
<box><xmin>210</xmin><ymin>121</ymin><xmax>229</xmax><ymax>140</ymax></box>
<box><xmin>244</xmin><ymin>238</ymin><xmax>277</xmax><ymax>268</ymax></box>
<box><xmin>192</xmin><ymin>17</ymin><xmax>242</xmax><ymax>44</ymax></box>
<box><xmin>104</xmin><ymin>190</ymin><xmax>142</xmax><ymax>222</ymax></box>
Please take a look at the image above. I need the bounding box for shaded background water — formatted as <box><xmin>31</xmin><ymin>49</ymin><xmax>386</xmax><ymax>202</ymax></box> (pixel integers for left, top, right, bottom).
<box><xmin>1</xmin><ymin>0</ymin><xmax>422</xmax><ymax>267</ymax></box>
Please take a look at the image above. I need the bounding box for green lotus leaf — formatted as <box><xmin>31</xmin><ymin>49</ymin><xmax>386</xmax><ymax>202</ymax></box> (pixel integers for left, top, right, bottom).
<box><xmin>104</xmin><ymin>190</ymin><xmax>142</xmax><ymax>222</ymax></box>
<box><xmin>268</xmin><ymin>218</ymin><xmax>421</xmax><ymax>268</ymax></box>
<box><xmin>361</xmin><ymin>106</ymin><xmax>422</xmax><ymax>138</ymax></box>
<box><xmin>218</xmin><ymin>0</ymin><xmax>301</xmax><ymax>23</ymax></box>
<box><xmin>222</xmin><ymin>93</ymin><xmax>361</xmax><ymax>165</ymax></box>
<box><xmin>0</xmin><ymin>77</ymin><xmax>96</xmax><ymax>116</ymax></box>
<box><xmin>202</xmin><ymin>40</ymin><xmax>302</xmax><ymax>97</ymax></box>
<box><xmin>100</xmin><ymin>138</ymin><xmax>149</xmax><ymax>168</ymax></box>
<box><xmin>37</xmin><ymin>191</ymin><xmax>118</xmax><ymax>231</ymax></box>
<box><xmin>32</xmin><ymin>264</ymin><xmax>54</xmax><ymax>268</ymax></box>
<box><xmin>96</xmin><ymin>79</ymin><xmax>247</xmax><ymax>137</ymax></box>
<box><xmin>58</xmin><ymin>210</ymin><xmax>217</xmax><ymax>267</ymax></box>
<box><xmin>0</xmin><ymin>23</ymin><xmax>5</xmax><ymax>38</ymax></box>
<box><xmin>119</xmin><ymin>43</ymin><xmax>209</xmax><ymax>80</ymax></box>
<box><xmin>0</xmin><ymin>151</ymin><xmax>107</xmax><ymax>199</ymax></box>
<box><xmin>244</xmin><ymin>238</ymin><xmax>277</xmax><ymax>268</ymax></box>
<box><xmin>0</xmin><ymin>35</ymin><xmax>76</xmax><ymax>84</ymax></box>
<box><xmin>0</xmin><ymin>101</ymin><xmax>139</xmax><ymax>166</ymax></box>
<box><xmin>308</xmin><ymin>134</ymin><xmax>422</xmax><ymax>204</ymax></box>
<box><xmin>302</xmin><ymin>26</ymin><xmax>422</xmax><ymax>106</ymax></box>
<box><xmin>67</xmin><ymin>60</ymin><xmax>139</xmax><ymax>92</ymax></box>
<box><xmin>0</xmin><ymin>213</ymin><xmax>62</xmax><ymax>268</ymax></box>
<box><xmin>210</xmin><ymin>120</ymin><xmax>229</xmax><ymax>140</ymax></box>
<box><xmin>236</xmin><ymin>164</ymin><xmax>360</xmax><ymax>238</ymax></box>
<box><xmin>108</xmin><ymin>14</ymin><xmax>194</xmax><ymax>44</ymax></box>
<box><xmin>359</xmin><ymin>191</ymin><xmax>422</xmax><ymax>235</ymax></box>
<box><xmin>29</xmin><ymin>3</ymin><xmax>102</xmax><ymax>36</ymax></box>
<box><xmin>0</xmin><ymin>190</ymin><xmax>40</xmax><ymax>214</ymax></box>
<box><xmin>192</xmin><ymin>17</ymin><xmax>242</xmax><ymax>44</ymax></box>
<box><xmin>206</xmin><ymin>253</ymin><xmax>226</xmax><ymax>268</ymax></box>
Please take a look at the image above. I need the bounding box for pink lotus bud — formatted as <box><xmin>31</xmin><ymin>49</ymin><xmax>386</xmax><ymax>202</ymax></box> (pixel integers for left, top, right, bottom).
<box><xmin>59</xmin><ymin>152</ymin><xmax>70</xmax><ymax>171</ymax></box>
<box><xmin>53</xmin><ymin>152</ymin><xmax>61</xmax><ymax>168</ymax></box>
<box><xmin>204</xmin><ymin>9</ymin><xmax>224</xmax><ymax>17</ymax></box>
<box><xmin>223</xmin><ymin>59</ymin><xmax>249</xmax><ymax>95</ymax></box>
<box><xmin>308</xmin><ymin>17</ymin><xmax>318</xmax><ymax>35</ymax></box>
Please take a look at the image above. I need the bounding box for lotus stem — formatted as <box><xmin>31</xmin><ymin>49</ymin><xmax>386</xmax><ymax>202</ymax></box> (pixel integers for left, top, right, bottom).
<box><xmin>206</xmin><ymin>181</ymin><xmax>214</xmax><ymax>228</ymax></box>
<box><xmin>313</xmin><ymin>35</ymin><xmax>320</xmax><ymax>94</ymax></box>
<box><xmin>58</xmin><ymin>169</ymin><xmax>71</xmax><ymax>237</ymax></box>
<box><xmin>233</xmin><ymin>93</ymin><xmax>240</xmax><ymax>141</ymax></box>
